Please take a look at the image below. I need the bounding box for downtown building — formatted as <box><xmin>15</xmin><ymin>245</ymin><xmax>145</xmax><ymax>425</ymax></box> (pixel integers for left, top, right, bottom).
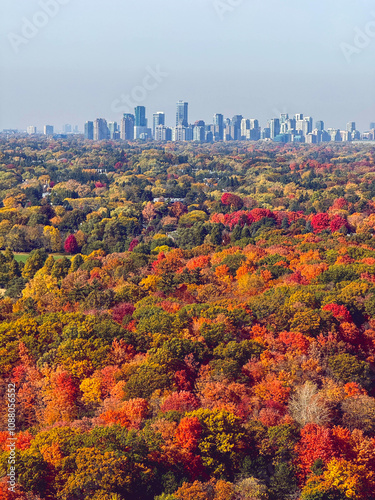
<box><xmin>121</xmin><ymin>114</ymin><xmax>135</xmax><ymax>141</ymax></box>
<box><xmin>44</xmin><ymin>125</ymin><xmax>54</xmax><ymax>136</ymax></box>
<box><xmin>153</xmin><ymin>112</ymin><xmax>165</xmax><ymax>138</ymax></box>
<box><xmin>94</xmin><ymin>119</ymin><xmax>109</xmax><ymax>141</ymax></box>
<box><xmin>172</xmin><ymin>124</ymin><xmax>193</xmax><ymax>142</ymax></box>
<box><xmin>134</xmin><ymin>106</ymin><xmax>152</xmax><ymax>140</ymax></box>
<box><xmin>84</xmin><ymin>121</ymin><xmax>94</xmax><ymax>140</ymax></box>
<box><xmin>176</xmin><ymin>101</ymin><xmax>189</xmax><ymax>127</ymax></box>
<box><xmin>155</xmin><ymin>125</ymin><xmax>172</xmax><ymax>141</ymax></box>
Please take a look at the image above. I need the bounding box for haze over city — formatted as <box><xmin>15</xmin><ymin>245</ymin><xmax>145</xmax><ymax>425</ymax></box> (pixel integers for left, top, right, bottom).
<box><xmin>1</xmin><ymin>0</ymin><xmax>375</xmax><ymax>131</ymax></box>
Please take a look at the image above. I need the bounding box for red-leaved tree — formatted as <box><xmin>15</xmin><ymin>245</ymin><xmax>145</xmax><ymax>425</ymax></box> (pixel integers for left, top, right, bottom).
<box><xmin>221</xmin><ymin>193</ymin><xmax>243</xmax><ymax>209</ymax></box>
<box><xmin>311</xmin><ymin>213</ymin><xmax>330</xmax><ymax>233</ymax></box>
<box><xmin>64</xmin><ymin>234</ymin><xmax>79</xmax><ymax>254</ymax></box>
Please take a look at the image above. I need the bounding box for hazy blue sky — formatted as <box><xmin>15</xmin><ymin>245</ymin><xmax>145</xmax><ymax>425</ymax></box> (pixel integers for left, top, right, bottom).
<box><xmin>1</xmin><ymin>0</ymin><xmax>375</xmax><ymax>131</ymax></box>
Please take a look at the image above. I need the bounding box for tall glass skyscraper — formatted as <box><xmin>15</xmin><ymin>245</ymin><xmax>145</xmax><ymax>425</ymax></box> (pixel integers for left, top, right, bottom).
<box><xmin>84</xmin><ymin>121</ymin><xmax>94</xmax><ymax>140</ymax></box>
<box><xmin>213</xmin><ymin>113</ymin><xmax>224</xmax><ymax>141</ymax></box>
<box><xmin>94</xmin><ymin>119</ymin><xmax>109</xmax><ymax>141</ymax></box>
<box><xmin>153</xmin><ymin>112</ymin><xmax>165</xmax><ymax>138</ymax></box>
<box><xmin>231</xmin><ymin>115</ymin><xmax>243</xmax><ymax>140</ymax></box>
<box><xmin>270</xmin><ymin>118</ymin><xmax>280</xmax><ymax>139</ymax></box>
<box><xmin>176</xmin><ymin>101</ymin><xmax>188</xmax><ymax>127</ymax></box>
<box><xmin>135</xmin><ymin>106</ymin><xmax>147</xmax><ymax>127</ymax></box>
<box><xmin>121</xmin><ymin>114</ymin><xmax>135</xmax><ymax>140</ymax></box>
<box><xmin>213</xmin><ymin>113</ymin><xmax>223</xmax><ymax>127</ymax></box>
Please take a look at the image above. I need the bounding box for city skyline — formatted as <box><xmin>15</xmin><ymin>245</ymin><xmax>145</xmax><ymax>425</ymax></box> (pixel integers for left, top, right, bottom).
<box><xmin>3</xmin><ymin>99</ymin><xmax>375</xmax><ymax>136</ymax></box>
<box><xmin>13</xmin><ymin>100</ymin><xmax>375</xmax><ymax>144</ymax></box>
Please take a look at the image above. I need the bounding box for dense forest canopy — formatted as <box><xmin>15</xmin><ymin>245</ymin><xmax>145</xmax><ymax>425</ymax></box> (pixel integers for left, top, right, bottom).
<box><xmin>1</xmin><ymin>137</ymin><xmax>375</xmax><ymax>500</ymax></box>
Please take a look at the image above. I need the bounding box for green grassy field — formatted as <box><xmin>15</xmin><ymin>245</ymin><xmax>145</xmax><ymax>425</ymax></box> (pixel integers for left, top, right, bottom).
<box><xmin>14</xmin><ymin>254</ymin><xmax>29</xmax><ymax>263</ymax></box>
<box><xmin>14</xmin><ymin>253</ymin><xmax>70</xmax><ymax>263</ymax></box>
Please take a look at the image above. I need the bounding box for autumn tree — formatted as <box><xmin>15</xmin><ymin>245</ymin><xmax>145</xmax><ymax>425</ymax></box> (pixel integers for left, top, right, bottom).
<box><xmin>341</xmin><ymin>395</ymin><xmax>375</xmax><ymax>434</ymax></box>
<box><xmin>289</xmin><ymin>382</ymin><xmax>331</xmax><ymax>427</ymax></box>
<box><xmin>187</xmin><ymin>408</ymin><xmax>246</xmax><ymax>479</ymax></box>
<box><xmin>64</xmin><ymin>234</ymin><xmax>79</xmax><ymax>254</ymax></box>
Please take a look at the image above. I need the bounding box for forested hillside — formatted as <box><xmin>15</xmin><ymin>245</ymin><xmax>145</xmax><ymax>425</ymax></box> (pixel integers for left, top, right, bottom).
<box><xmin>1</xmin><ymin>137</ymin><xmax>375</xmax><ymax>500</ymax></box>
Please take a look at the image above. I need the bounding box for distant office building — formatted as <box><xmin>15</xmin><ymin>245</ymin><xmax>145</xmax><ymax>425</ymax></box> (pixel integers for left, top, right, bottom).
<box><xmin>213</xmin><ymin>126</ymin><xmax>223</xmax><ymax>141</ymax></box>
<box><xmin>295</xmin><ymin>114</ymin><xmax>304</xmax><ymax>133</ymax></box>
<box><xmin>347</xmin><ymin>122</ymin><xmax>356</xmax><ymax>133</ymax></box>
<box><xmin>176</xmin><ymin>101</ymin><xmax>188</xmax><ymax>127</ymax></box>
<box><xmin>320</xmin><ymin>130</ymin><xmax>331</xmax><ymax>142</ymax></box>
<box><xmin>270</xmin><ymin>118</ymin><xmax>280</xmax><ymax>139</ymax></box>
<box><xmin>44</xmin><ymin>125</ymin><xmax>54</xmax><ymax>136</ymax></box>
<box><xmin>205</xmin><ymin>128</ymin><xmax>213</xmax><ymax>143</ymax></box>
<box><xmin>362</xmin><ymin>131</ymin><xmax>375</xmax><ymax>140</ymax></box>
<box><xmin>213</xmin><ymin>113</ymin><xmax>224</xmax><ymax>127</ymax></box>
<box><xmin>213</xmin><ymin>114</ymin><xmax>224</xmax><ymax>141</ymax></box>
<box><xmin>280</xmin><ymin>113</ymin><xmax>289</xmax><ymax>124</ymax></box>
<box><xmin>250</xmin><ymin>127</ymin><xmax>261</xmax><ymax>141</ymax></box>
<box><xmin>223</xmin><ymin>126</ymin><xmax>233</xmax><ymax>141</ymax></box>
<box><xmin>153</xmin><ymin>112</ymin><xmax>165</xmax><ymax>138</ymax></box>
<box><xmin>63</xmin><ymin>124</ymin><xmax>72</xmax><ymax>134</ymax></box>
<box><xmin>274</xmin><ymin>134</ymin><xmax>290</xmax><ymax>143</ymax></box>
<box><xmin>281</xmin><ymin>117</ymin><xmax>290</xmax><ymax>133</ymax></box>
<box><xmin>134</xmin><ymin>126</ymin><xmax>151</xmax><ymax>140</ymax></box>
<box><xmin>296</xmin><ymin>120</ymin><xmax>304</xmax><ymax>133</ymax></box>
<box><xmin>121</xmin><ymin>114</ymin><xmax>135</xmax><ymax>141</ymax></box>
<box><xmin>311</xmin><ymin>129</ymin><xmax>323</xmax><ymax>143</ymax></box>
<box><xmin>108</xmin><ymin>122</ymin><xmax>118</xmax><ymax>140</ymax></box>
<box><xmin>327</xmin><ymin>128</ymin><xmax>341</xmax><ymax>142</ymax></box>
<box><xmin>352</xmin><ymin>130</ymin><xmax>361</xmax><ymax>140</ymax></box>
<box><xmin>27</xmin><ymin>126</ymin><xmax>37</xmax><ymax>135</ymax></box>
<box><xmin>315</xmin><ymin>120</ymin><xmax>325</xmax><ymax>132</ymax></box>
<box><xmin>155</xmin><ymin>125</ymin><xmax>172</xmax><ymax>141</ymax></box>
<box><xmin>303</xmin><ymin>117</ymin><xmax>313</xmax><ymax>135</ymax></box>
<box><xmin>193</xmin><ymin>121</ymin><xmax>205</xmax><ymax>142</ymax></box>
<box><xmin>231</xmin><ymin>115</ymin><xmax>243</xmax><ymax>140</ymax></box>
<box><xmin>370</xmin><ymin>122</ymin><xmax>375</xmax><ymax>129</ymax></box>
<box><xmin>262</xmin><ymin>127</ymin><xmax>271</xmax><ymax>139</ymax></box>
<box><xmin>241</xmin><ymin>119</ymin><xmax>250</xmax><ymax>140</ymax></box>
<box><xmin>135</xmin><ymin>106</ymin><xmax>147</xmax><ymax>127</ymax></box>
<box><xmin>84</xmin><ymin>121</ymin><xmax>94</xmax><ymax>140</ymax></box>
<box><xmin>173</xmin><ymin>125</ymin><xmax>193</xmax><ymax>141</ymax></box>
<box><xmin>280</xmin><ymin>115</ymin><xmax>288</xmax><ymax>134</ymax></box>
<box><xmin>341</xmin><ymin>130</ymin><xmax>351</xmax><ymax>142</ymax></box>
<box><xmin>286</xmin><ymin>118</ymin><xmax>296</xmax><ymax>132</ymax></box>
<box><xmin>140</xmin><ymin>129</ymin><xmax>152</xmax><ymax>140</ymax></box>
<box><xmin>292</xmin><ymin>135</ymin><xmax>305</xmax><ymax>143</ymax></box>
<box><xmin>224</xmin><ymin>124</ymin><xmax>242</xmax><ymax>141</ymax></box>
<box><xmin>280</xmin><ymin>121</ymin><xmax>288</xmax><ymax>134</ymax></box>
<box><xmin>247</xmin><ymin>119</ymin><xmax>261</xmax><ymax>140</ymax></box>
<box><xmin>94</xmin><ymin>119</ymin><xmax>109</xmax><ymax>141</ymax></box>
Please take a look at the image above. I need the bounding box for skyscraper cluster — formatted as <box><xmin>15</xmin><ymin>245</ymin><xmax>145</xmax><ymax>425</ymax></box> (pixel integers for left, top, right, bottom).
<box><xmin>84</xmin><ymin>103</ymin><xmax>375</xmax><ymax>144</ymax></box>
<box><xmin>26</xmin><ymin>102</ymin><xmax>375</xmax><ymax>143</ymax></box>
<box><xmin>84</xmin><ymin>107</ymin><xmax>154</xmax><ymax>141</ymax></box>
